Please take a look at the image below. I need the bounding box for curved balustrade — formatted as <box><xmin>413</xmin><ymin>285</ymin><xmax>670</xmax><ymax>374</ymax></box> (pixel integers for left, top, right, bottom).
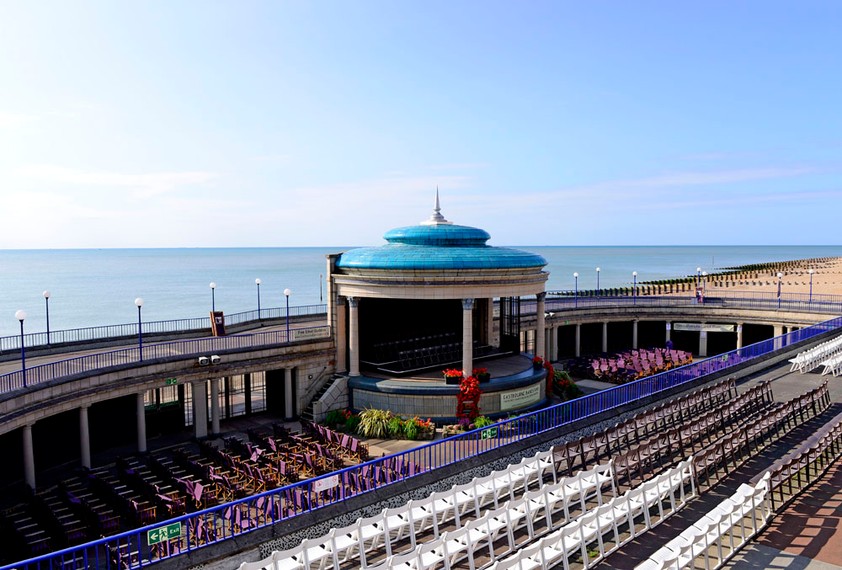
<box><xmin>3</xmin><ymin>316</ymin><xmax>841</xmax><ymax>570</ymax></box>
<box><xmin>0</xmin><ymin>326</ymin><xmax>331</xmax><ymax>394</ymax></box>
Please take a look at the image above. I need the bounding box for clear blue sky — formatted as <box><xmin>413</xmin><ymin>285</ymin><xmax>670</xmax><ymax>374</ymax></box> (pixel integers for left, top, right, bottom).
<box><xmin>1</xmin><ymin>1</ymin><xmax>839</xmax><ymax>248</ymax></box>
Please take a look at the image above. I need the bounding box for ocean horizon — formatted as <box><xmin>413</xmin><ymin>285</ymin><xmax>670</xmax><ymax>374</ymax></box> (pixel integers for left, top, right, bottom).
<box><xmin>2</xmin><ymin>245</ymin><xmax>841</xmax><ymax>338</ymax></box>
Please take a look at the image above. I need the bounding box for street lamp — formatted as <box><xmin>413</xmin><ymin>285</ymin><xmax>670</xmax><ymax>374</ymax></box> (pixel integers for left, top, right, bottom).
<box><xmin>777</xmin><ymin>272</ymin><xmax>783</xmax><ymax>309</ymax></box>
<box><xmin>209</xmin><ymin>282</ymin><xmax>216</xmax><ymax>313</ymax></box>
<box><xmin>15</xmin><ymin>310</ymin><xmax>27</xmax><ymax>387</ymax></box>
<box><xmin>573</xmin><ymin>272</ymin><xmax>579</xmax><ymax>307</ymax></box>
<box><xmin>808</xmin><ymin>269</ymin><xmax>814</xmax><ymax>303</ymax></box>
<box><xmin>135</xmin><ymin>298</ymin><xmax>144</xmax><ymax>361</ymax></box>
<box><xmin>632</xmin><ymin>271</ymin><xmax>638</xmax><ymax>304</ymax></box>
<box><xmin>595</xmin><ymin>267</ymin><xmax>601</xmax><ymax>297</ymax></box>
<box><xmin>284</xmin><ymin>288</ymin><xmax>292</xmax><ymax>341</ymax></box>
<box><xmin>42</xmin><ymin>290</ymin><xmax>51</xmax><ymax>345</ymax></box>
<box><xmin>696</xmin><ymin>267</ymin><xmax>702</xmax><ymax>288</ymax></box>
<box><xmin>255</xmin><ymin>278</ymin><xmax>262</xmax><ymax>317</ymax></box>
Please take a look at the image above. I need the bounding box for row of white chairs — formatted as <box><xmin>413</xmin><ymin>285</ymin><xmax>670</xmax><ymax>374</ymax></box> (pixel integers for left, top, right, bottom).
<box><xmin>487</xmin><ymin>458</ymin><xmax>696</xmax><ymax>570</ymax></box>
<box><xmin>819</xmin><ymin>352</ymin><xmax>842</xmax><ymax>376</ymax></box>
<box><xmin>634</xmin><ymin>472</ymin><xmax>772</xmax><ymax>570</ymax></box>
<box><xmin>789</xmin><ymin>334</ymin><xmax>842</xmax><ymax>373</ymax></box>
<box><xmin>237</xmin><ymin>447</ymin><xmax>561</xmax><ymax>570</ymax></box>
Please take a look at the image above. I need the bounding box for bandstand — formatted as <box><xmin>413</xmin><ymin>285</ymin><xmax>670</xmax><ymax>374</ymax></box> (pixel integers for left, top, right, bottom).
<box><xmin>326</xmin><ymin>195</ymin><xmax>551</xmax><ymax>421</ymax></box>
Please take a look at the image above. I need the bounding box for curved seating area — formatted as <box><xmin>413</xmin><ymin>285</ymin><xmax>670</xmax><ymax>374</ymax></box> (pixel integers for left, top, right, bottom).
<box><xmin>568</xmin><ymin>348</ymin><xmax>694</xmax><ymax>384</ymax></box>
<box><xmin>235</xmin><ymin>378</ymin><xmax>832</xmax><ymax>570</ymax></box>
<box><xmin>788</xmin><ymin>333</ymin><xmax>842</xmax><ymax>373</ymax></box>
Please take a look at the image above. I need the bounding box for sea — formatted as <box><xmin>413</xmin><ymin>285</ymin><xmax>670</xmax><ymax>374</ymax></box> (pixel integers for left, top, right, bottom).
<box><xmin>1</xmin><ymin>245</ymin><xmax>841</xmax><ymax>338</ymax></box>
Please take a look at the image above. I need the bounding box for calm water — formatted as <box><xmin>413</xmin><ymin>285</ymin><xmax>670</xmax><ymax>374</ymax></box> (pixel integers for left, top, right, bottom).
<box><xmin>1</xmin><ymin>245</ymin><xmax>841</xmax><ymax>338</ymax></box>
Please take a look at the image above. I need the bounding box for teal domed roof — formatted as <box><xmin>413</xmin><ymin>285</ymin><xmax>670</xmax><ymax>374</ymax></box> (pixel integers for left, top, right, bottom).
<box><xmin>336</xmin><ymin>197</ymin><xmax>547</xmax><ymax>271</ymax></box>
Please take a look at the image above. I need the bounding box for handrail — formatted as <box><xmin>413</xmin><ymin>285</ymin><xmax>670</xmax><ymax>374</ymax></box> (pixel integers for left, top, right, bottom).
<box><xmin>0</xmin><ymin>326</ymin><xmax>332</xmax><ymax>394</ymax></box>
<box><xmin>5</xmin><ymin>315</ymin><xmax>841</xmax><ymax>570</ymax></box>
<box><xmin>0</xmin><ymin>304</ymin><xmax>329</xmax><ymax>353</ymax></box>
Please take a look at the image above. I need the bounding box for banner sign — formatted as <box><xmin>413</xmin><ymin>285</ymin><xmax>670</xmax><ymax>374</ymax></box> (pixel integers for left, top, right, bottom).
<box><xmin>673</xmin><ymin>323</ymin><xmax>736</xmax><ymax>333</ymax></box>
<box><xmin>500</xmin><ymin>384</ymin><xmax>542</xmax><ymax>411</ymax></box>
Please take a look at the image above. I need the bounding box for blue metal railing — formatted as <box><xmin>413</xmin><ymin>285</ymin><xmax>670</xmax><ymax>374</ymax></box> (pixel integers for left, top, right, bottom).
<box><xmin>0</xmin><ymin>304</ymin><xmax>328</xmax><ymax>353</ymax></box>
<box><xmin>6</xmin><ymin>315</ymin><xmax>841</xmax><ymax>570</ymax></box>
<box><xmin>0</xmin><ymin>325</ymin><xmax>331</xmax><ymax>394</ymax></box>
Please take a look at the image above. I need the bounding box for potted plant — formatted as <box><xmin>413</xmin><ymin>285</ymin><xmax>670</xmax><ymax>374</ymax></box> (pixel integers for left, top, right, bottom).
<box><xmin>443</xmin><ymin>368</ymin><xmax>463</xmax><ymax>385</ymax></box>
<box><xmin>473</xmin><ymin>367</ymin><xmax>491</xmax><ymax>383</ymax></box>
<box><xmin>532</xmin><ymin>355</ymin><xmax>544</xmax><ymax>369</ymax></box>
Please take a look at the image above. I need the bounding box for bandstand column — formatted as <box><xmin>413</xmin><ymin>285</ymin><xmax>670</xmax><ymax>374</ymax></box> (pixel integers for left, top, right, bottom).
<box><xmin>536</xmin><ymin>293</ymin><xmax>546</xmax><ymax>358</ymax></box>
<box><xmin>192</xmin><ymin>380</ymin><xmax>208</xmax><ymax>439</ymax></box>
<box><xmin>665</xmin><ymin>322</ymin><xmax>671</xmax><ymax>344</ymax></box>
<box><xmin>602</xmin><ymin>321</ymin><xmax>608</xmax><ymax>353</ymax></box>
<box><xmin>773</xmin><ymin>324</ymin><xmax>784</xmax><ymax>350</ymax></box>
<box><xmin>486</xmin><ymin>299</ymin><xmax>495</xmax><ymax>348</ymax></box>
<box><xmin>23</xmin><ymin>423</ymin><xmax>36</xmax><ymax>490</ymax></box>
<box><xmin>736</xmin><ymin>323</ymin><xmax>743</xmax><ymax>349</ymax></box>
<box><xmin>632</xmin><ymin>320</ymin><xmax>639</xmax><ymax>350</ymax></box>
<box><xmin>80</xmin><ymin>405</ymin><xmax>91</xmax><ymax>469</ymax></box>
<box><xmin>551</xmin><ymin>326</ymin><xmax>559</xmax><ymax>361</ymax></box>
<box><xmin>699</xmin><ymin>325</ymin><xmax>708</xmax><ymax>357</ymax></box>
<box><xmin>336</xmin><ymin>299</ymin><xmax>347</xmax><ymax>373</ymax></box>
<box><xmin>348</xmin><ymin>297</ymin><xmax>360</xmax><ymax>377</ymax></box>
<box><xmin>136</xmin><ymin>393</ymin><xmax>147</xmax><ymax>453</ymax></box>
<box><xmin>284</xmin><ymin>368</ymin><xmax>294</xmax><ymax>419</ymax></box>
<box><xmin>462</xmin><ymin>298</ymin><xmax>474</xmax><ymax>375</ymax></box>
<box><xmin>575</xmin><ymin>324</ymin><xmax>581</xmax><ymax>357</ymax></box>
<box><xmin>210</xmin><ymin>378</ymin><xmax>221</xmax><ymax>436</ymax></box>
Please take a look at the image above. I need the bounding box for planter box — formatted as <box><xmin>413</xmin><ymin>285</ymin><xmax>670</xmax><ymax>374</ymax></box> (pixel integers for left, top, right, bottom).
<box><xmin>444</xmin><ymin>375</ymin><xmax>462</xmax><ymax>385</ymax></box>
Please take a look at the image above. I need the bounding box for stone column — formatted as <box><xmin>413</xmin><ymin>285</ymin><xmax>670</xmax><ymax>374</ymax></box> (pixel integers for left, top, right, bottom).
<box><xmin>23</xmin><ymin>424</ymin><xmax>36</xmax><ymax>490</ymax></box>
<box><xmin>335</xmin><ymin>299</ymin><xmax>347</xmax><ymax>373</ymax></box>
<box><xmin>80</xmin><ymin>405</ymin><xmax>91</xmax><ymax>469</ymax></box>
<box><xmin>348</xmin><ymin>297</ymin><xmax>360</xmax><ymax>377</ymax></box>
<box><xmin>192</xmin><ymin>380</ymin><xmax>208</xmax><ymax>439</ymax></box>
<box><xmin>665</xmin><ymin>322</ymin><xmax>671</xmax><ymax>343</ymax></box>
<box><xmin>632</xmin><ymin>320</ymin><xmax>639</xmax><ymax>350</ymax></box>
<box><xmin>575</xmin><ymin>324</ymin><xmax>581</xmax><ymax>358</ymax></box>
<box><xmin>535</xmin><ymin>293</ymin><xmax>546</xmax><ymax>358</ymax></box>
<box><xmin>462</xmin><ymin>298</ymin><xmax>474</xmax><ymax>375</ymax></box>
<box><xmin>699</xmin><ymin>325</ymin><xmax>708</xmax><ymax>357</ymax></box>
<box><xmin>773</xmin><ymin>324</ymin><xmax>784</xmax><ymax>350</ymax></box>
<box><xmin>602</xmin><ymin>321</ymin><xmax>609</xmax><ymax>353</ymax></box>
<box><xmin>551</xmin><ymin>326</ymin><xmax>559</xmax><ymax>361</ymax></box>
<box><xmin>284</xmin><ymin>368</ymin><xmax>294</xmax><ymax>420</ymax></box>
<box><xmin>210</xmin><ymin>378</ymin><xmax>221</xmax><ymax>436</ymax></box>
<box><xmin>486</xmin><ymin>299</ymin><xmax>495</xmax><ymax>348</ymax></box>
<box><xmin>136</xmin><ymin>393</ymin><xmax>147</xmax><ymax>453</ymax></box>
<box><xmin>736</xmin><ymin>323</ymin><xmax>743</xmax><ymax>349</ymax></box>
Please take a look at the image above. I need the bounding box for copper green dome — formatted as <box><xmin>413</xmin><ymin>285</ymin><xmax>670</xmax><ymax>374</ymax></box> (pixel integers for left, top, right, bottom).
<box><xmin>336</xmin><ymin>194</ymin><xmax>547</xmax><ymax>271</ymax></box>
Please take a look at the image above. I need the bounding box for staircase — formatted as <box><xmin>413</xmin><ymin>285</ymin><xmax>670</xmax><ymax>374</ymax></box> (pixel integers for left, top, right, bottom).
<box><xmin>299</xmin><ymin>375</ymin><xmax>341</xmax><ymax>423</ymax></box>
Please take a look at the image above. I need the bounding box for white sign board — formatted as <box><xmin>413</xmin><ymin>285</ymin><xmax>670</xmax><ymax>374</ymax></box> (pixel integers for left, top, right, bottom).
<box><xmin>313</xmin><ymin>474</ymin><xmax>339</xmax><ymax>493</ymax></box>
<box><xmin>500</xmin><ymin>384</ymin><xmax>542</xmax><ymax>411</ymax></box>
<box><xmin>673</xmin><ymin>323</ymin><xmax>735</xmax><ymax>333</ymax></box>
<box><xmin>291</xmin><ymin>327</ymin><xmax>329</xmax><ymax>342</ymax></box>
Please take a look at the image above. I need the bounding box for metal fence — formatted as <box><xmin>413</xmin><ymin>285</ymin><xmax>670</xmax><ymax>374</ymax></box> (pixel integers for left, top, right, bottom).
<box><xmin>6</xmin><ymin>315</ymin><xmax>841</xmax><ymax>570</ymax></box>
<box><xmin>0</xmin><ymin>304</ymin><xmax>328</xmax><ymax>353</ymax></box>
<box><xmin>0</xmin><ymin>326</ymin><xmax>332</xmax><ymax>394</ymax></box>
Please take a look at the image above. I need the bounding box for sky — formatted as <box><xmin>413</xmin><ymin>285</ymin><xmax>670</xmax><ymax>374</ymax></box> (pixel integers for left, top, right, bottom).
<box><xmin>0</xmin><ymin>1</ymin><xmax>840</xmax><ymax>249</ymax></box>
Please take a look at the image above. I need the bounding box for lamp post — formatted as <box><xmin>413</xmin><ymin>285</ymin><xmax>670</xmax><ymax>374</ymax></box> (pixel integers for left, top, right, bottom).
<box><xmin>696</xmin><ymin>267</ymin><xmax>702</xmax><ymax>288</ymax></box>
<box><xmin>42</xmin><ymin>290</ymin><xmax>51</xmax><ymax>345</ymax></box>
<box><xmin>777</xmin><ymin>272</ymin><xmax>783</xmax><ymax>309</ymax></box>
<box><xmin>15</xmin><ymin>310</ymin><xmax>27</xmax><ymax>387</ymax></box>
<box><xmin>595</xmin><ymin>267</ymin><xmax>600</xmax><ymax>297</ymax></box>
<box><xmin>255</xmin><ymin>278</ymin><xmax>262</xmax><ymax>317</ymax></box>
<box><xmin>209</xmin><ymin>282</ymin><xmax>216</xmax><ymax>313</ymax></box>
<box><xmin>573</xmin><ymin>272</ymin><xmax>579</xmax><ymax>307</ymax></box>
<box><xmin>284</xmin><ymin>288</ymin><xmax>292</xmax><ymax>341</ymax></box>
<box><xmin>135</xmin><ymin>298</ymin><xmax>144</xmax><ymax>361</ymax></box>
<box><xmin>632</xmin><ymin>271</ymin><xmax>638</xmax><ymax>304</ymax></box>
<box><xmin>808</xmin><ymin>269</ymin><xmax>814</xmax><ymax>303</ymax></box>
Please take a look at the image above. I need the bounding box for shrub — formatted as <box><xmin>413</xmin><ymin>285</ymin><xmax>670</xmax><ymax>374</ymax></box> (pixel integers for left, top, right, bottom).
<box><xmin>387</xmin><ymin>416</ymin><xmax>404</xmax><ymax>438</ymax></box>
<box><xmin>324</xmin><ymin>409</ymin><xmax>346</xmax><ymax>426</ymax></box>
<box><xmin>357</xmin><ymin>408</ymin><xmax>393</xmax><ymax>438</ymax></box>
<box><xmin>473</xmin><ymin>416</ymin><xmax>494</xmax><ymax>429</ymax></box>
<box><xmin>345</xmin><ymin>414</ymin><xmax>361</xmax><ymax>433</ymax></box>
<box><xmin>403</xmin><ymin>419</ymin><xmax>418</xmax><ymax>440</ymax></box>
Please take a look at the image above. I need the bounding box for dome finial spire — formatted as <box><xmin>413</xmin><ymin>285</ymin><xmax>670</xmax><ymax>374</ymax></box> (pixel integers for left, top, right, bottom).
<box><xmin>422</xmin><ymin>187</ymin><xmax>451</xmax><ymax>225</ymax></box>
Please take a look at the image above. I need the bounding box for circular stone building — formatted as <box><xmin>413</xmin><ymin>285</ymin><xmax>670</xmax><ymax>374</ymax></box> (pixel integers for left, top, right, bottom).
<box><xmin>326</xmin><ymin>195</ymin><xmax>552</xmax><ymax>420</ymax></box>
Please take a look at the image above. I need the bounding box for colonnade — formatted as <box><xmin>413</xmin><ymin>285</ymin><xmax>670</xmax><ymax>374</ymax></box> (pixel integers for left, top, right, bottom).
<box><xmin>18</xmin><ymin>367</ymin><xmax>298</xmax><ymax>491</ymax></box>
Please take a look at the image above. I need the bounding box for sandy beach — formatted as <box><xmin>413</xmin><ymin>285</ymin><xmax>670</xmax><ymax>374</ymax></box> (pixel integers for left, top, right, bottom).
<box><xmin>652</xmin><ymin>256</ymin><xmax>842</xmax><ymax>297</ymax></box>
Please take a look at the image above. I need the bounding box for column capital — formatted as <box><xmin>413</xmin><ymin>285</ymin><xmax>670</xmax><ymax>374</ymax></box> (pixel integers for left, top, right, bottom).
<box><xmin>347</xmin><ymin>296</ymin><xmax>358</xmax><ymax>308</ymax></box>
<box><xmin>536</xmin><ymin>292</ymin><xmax>546</xmax><ymax>302</ymax></box>
<box><xmin>462</xmin><ymin>298</ymin><xmax>474</xmax><ymax>311</ymax></box>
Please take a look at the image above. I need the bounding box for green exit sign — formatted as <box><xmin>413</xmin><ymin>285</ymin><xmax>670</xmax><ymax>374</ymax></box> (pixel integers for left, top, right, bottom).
<box><xmin>148</xmin><ymin>522</ymin><xmax>181</xmax><ymax>545</ymax></box>
<box><xmin>165</xmin><ymin>378</ymin><xmax>178</xmax><ymax>386</ymax></box>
